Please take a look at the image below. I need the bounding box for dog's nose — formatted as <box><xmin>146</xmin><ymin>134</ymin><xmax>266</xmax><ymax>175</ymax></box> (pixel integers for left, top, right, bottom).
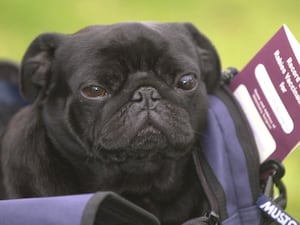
<box><xmin>131</xmin><ymin>86</ymin><xmax>161</xmax><ymax>109</ymax></box>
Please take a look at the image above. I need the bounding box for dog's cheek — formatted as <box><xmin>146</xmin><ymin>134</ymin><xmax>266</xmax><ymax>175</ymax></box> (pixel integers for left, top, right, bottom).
<box><xmin>68</xmin><ymin>101</ymin><xmax>102</xmax><ymax>142</ymax></box>
<box><xmin>44</xmin><ymin>96</ymin><xmax>97</xmax><ymax>146</ymax></box>
<box><xmin>68</xmin><ymin>104</ymin><xmax>88</xmax><ymax>136</ymax></box>
<box><xmin>184</xmin><ymin>85</ymin><xmax>209</xmax><ymax>133</ymax></box>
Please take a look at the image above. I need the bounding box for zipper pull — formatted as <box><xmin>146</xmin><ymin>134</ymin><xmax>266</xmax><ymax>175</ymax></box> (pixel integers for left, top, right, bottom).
<box><xmin>181</xmin><ymin>212</ymin><xmax>219</xmax><ymax>225</ymax></box>
<box><xmin>207</xmin><ymin>211</ymin><xmax>220</xmax><ymax>225</ymax></box>
<box><xmin>192</xmin><ymin>150</ymin><xmax>220</xmax><ymax>225</ymax></box>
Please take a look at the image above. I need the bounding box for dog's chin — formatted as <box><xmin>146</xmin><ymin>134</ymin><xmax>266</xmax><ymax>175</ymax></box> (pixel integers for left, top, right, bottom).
<box><xmin>94</xmin><ymin>125</ymin><xmax>193</xmax><ymax>164</ymax></box>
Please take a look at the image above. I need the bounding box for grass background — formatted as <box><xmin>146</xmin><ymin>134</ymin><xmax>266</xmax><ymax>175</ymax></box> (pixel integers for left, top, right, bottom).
<box><xmin>1</xmin><ymin>0</ymin><xmax>299</xmax><ymax>220</ymax></box>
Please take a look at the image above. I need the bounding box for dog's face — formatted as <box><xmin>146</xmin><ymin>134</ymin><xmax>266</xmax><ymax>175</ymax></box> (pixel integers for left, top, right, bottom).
<box><xmin>20</xmin><ymin>22</ymin><xmax>220</xmax><ymax>169</ymax></box>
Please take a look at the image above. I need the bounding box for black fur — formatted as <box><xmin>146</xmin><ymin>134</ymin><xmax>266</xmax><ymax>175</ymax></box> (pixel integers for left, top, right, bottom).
<box><xmin>1</xmin><ymin>22</ymin><xmax>220</xmax><ymax>225</ymax></box>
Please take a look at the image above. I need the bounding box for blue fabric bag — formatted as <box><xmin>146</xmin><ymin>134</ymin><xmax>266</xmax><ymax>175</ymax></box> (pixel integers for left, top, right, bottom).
<box><xmin>185</xmin><ymin>71</ymin><xmax>288</xmax><ymax>225</ymax></box>
<box><xmin>0</xmin><ymin>65</ymin><xmax>287</xmax><ymax>225</ymax></box>
<box><xmin>0</xmin><ymin>61</ymin><xmax>25</xmax><ymax>106</ymax></box>
<box><xmin>0</xmin><ymin>62</ymin><xmax>28</xmax><ymax>135</ymax></box>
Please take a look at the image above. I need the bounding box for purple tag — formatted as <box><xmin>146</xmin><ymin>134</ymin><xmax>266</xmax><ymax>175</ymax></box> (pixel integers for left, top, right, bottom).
<box><xmin>229</xmin><ymin>25</ymin><xmax>300</xmax><ymax>162</ymax></box>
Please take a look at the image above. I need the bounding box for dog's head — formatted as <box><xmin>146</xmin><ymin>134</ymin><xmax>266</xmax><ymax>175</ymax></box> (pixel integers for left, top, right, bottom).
<box><xmin>20</xmin><ymin>22</ymin><xmax>220</xmax><ymax>167</ymax></box>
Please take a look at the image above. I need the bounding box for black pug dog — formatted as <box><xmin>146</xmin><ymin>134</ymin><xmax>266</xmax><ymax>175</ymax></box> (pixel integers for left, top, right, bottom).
<box><xmin>1</xmin><ymin>22</ymin><xmax>220</xmax><ymax>225</ymax></box>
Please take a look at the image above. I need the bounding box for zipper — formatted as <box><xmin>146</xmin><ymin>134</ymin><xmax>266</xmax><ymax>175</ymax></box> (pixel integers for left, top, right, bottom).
<box><xmin>192</xmin><ymin>149</ymin><xmax>221</xmax><ymax>225</ymax></box>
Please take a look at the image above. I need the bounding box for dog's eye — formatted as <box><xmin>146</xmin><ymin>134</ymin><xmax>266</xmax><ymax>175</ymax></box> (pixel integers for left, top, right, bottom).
<box><xmin>81</xmin><ymin>85</ymin><xmax>108</xmax><ymax>99</ymax></box>
<box><xmin>177</xmin><ymin>74</ymin><xmax>197</xmax><ymax>90</ymax></box>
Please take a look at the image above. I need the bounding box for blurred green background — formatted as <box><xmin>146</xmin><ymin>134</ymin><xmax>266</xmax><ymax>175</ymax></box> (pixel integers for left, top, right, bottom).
<box><xmin>0</xmin><ymin>0</ymin><xmax>299</xmax><ymax>220</ymax></box>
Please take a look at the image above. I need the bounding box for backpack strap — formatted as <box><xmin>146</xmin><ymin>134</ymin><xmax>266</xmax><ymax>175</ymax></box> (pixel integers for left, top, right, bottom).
<box><xmin>0</xmin><ymin>192</ymin><xmax>159</xmax><ymax>225</ymax></box>
<box><xmin>193</xmin><ymin>84</ymin><xmax>262</xmax><ymax>224</ymax></box>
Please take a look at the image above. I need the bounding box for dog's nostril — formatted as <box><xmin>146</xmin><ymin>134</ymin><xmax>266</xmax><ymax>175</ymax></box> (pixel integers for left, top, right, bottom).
<box><xmin>131</xmin><ymin>91</ymin><xmax>143</xmax><ymax>102</ymax></box>
<box><xmin>150</xmin><ymin>88</ymin><xmax>161</xmax><ymax>101</ymax></box>
<box><xmin>131</xmin><ymin>87</ymin><xmax>161</xmax><ymax>103</ymax></box>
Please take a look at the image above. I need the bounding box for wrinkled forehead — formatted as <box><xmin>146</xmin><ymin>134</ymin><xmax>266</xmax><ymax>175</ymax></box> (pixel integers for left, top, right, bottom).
<box><xmin>54</xmin><ymin>22</ymin><xmax>198</xmax><ymax>82</ymax></box>
<box><xmin>77</xmin><ymin>22</ymin><xmax>191</xmax><ymax>42</ymax></box>
<box><xmin>58</xmin><ymin>22</ymin><xmax>195</xmax><ymax>59</ymax></box>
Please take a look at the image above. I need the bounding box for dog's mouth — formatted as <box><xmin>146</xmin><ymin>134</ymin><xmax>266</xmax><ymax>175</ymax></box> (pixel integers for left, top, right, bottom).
<box><xmin>130</xmin><ymin>124</ymin><xmax>167</xmax><ymax>150</ymax></box>
<box><xmin>95</xmin><ymin>123</ymin><xmax>170</xmax><ymax>163</ymax></box>
<box><xmin>93</xmin><ymin>120</ymin><xmax>193</xmax><ymax>164</ymax></box>
<box><xmin>93</xmin><ymin>101</ymin><xmax>196</xmax><ymax>163</ymax></box>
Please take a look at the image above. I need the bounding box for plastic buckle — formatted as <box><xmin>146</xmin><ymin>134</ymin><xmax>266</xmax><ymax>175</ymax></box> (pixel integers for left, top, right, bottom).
<box><xmin>206</xmin><ymin>211</ymin><xmax>220</xmax><ymax>225</ymax></box>
<box><xmin>260</xmin><ymin>160</ymin><xmax>287</xmax><ymax>209</ymax></box>
<box><xmin>182</xmin><ymin>212</ymin><xmax>219</xmax><ymax>225</ymax></box>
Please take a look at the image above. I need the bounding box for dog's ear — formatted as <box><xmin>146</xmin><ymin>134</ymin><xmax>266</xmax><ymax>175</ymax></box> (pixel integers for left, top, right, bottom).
<box><xmin>20</xmin><ymin>33</ymin><xmax>63</xmax><ymax>101</ymax></box>
<box><xmin>183</xmin><ymin>23</ymin><xmax>221</xmax><ymax>93</ymax></box>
